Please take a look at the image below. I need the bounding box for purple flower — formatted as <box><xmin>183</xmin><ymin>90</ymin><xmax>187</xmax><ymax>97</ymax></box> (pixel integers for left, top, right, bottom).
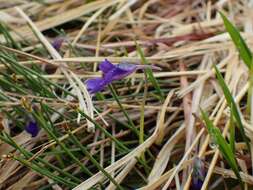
<box><xmin>86</xmin><ymin>59</ymin><xmax>160</xmax><ymax>94</ymax></box>
<box><xmin>192</xmin><ymin>157</ymin><xmax>205</xmax><ymax>190</ymax></box>
<box><xmin>192</xmin><ymin>178</ymin><xmax>203</xmax><ymax>190</ymax></box>
<box><xmin>25</xmin><ymin>121</ymin><xmax>39</xmax><ymax>137</ymax></box>
<box><xmin>52</xmin><ymin>37</ymin><xmax>65</xmax><ymax>51</ymax></box>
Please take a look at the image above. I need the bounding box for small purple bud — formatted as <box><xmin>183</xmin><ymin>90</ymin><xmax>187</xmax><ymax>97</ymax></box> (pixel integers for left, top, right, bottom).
<box><xmin>25</xmin><ymin>121</ymin><xmax>39</xmax><ymax>137</ymax></box>
<box><xmin>52</xmin><ymin>37</ymin><xmax>65</xmax><ymax>51</ymax></box>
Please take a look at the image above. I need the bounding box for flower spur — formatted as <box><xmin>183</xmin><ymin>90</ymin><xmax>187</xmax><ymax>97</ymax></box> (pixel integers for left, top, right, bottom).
<box><xmin>86</xmin><ymin>59</ymin><xmax>161</xmax><ymax>94</ymax></box>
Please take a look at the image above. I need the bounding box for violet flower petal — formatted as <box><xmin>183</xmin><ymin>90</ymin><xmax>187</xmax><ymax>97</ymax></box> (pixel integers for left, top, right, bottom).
<box><xmin>192</xmin><ymin>179</ymin><xmax>204</xmax><ymax>190</ymax></box>
<box><xmin>86</xmin><ymin>78</ymin><xmax>107</xmax><ymax>94</ymax></box>
<box><xmin>116</xmin><ymin>62</ymin><xmax>137</xmax><ymax>71</ymax></box>
<box><xmin>25</xmin><ymin>121</ymin><xmax>39</xmax><ymax>137</ymax></box>
<box><xmin>99</xmin><ymin>59</ymin><xmax>115</xmax><ymax>74</ymax></box>
<box><xmin>105</xmin><ymin>63</ymin><xmax>137</xmax><ymax>81</ymax></box>
<box><xmin>52</xmin><ymin>37</ymin><xmax>64</xmax><ymax>51</ymax></box>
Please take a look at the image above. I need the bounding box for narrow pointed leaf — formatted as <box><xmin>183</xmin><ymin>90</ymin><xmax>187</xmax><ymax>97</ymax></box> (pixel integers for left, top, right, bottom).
<box><xmin>200</xmin><ymin>109</ymin><xmax>243</xmax><ymax>188</ymax></box>
<box><xmin>214</xmin><ymin>65</ymin><xmax>250</xmax><ymax>152</ymax></box>
<box><xmin>220</xmin><ymin>12</ymin><xmax>252</xmax><ymax>68</ymax></box>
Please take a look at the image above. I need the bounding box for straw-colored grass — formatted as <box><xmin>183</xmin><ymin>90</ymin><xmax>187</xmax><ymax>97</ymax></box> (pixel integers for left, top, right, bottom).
<box><xmin>0</xmin><ymin>0</ymin><xmax>253</xmax><ymax>190</ymax></box>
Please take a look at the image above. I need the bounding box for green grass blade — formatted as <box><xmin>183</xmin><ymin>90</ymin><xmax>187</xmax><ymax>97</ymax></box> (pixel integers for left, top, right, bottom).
<box><xmin>13</xmin><ymin>155</ymin><xmax>76</xmax><ymax>188</ymax></box>
<box><xmin>109</xmin><ymin>84</ymin><xmax>139</xmax><ymax>136</ymax></box>
<box><xmin>32</xmin><ymin>105</ymin><xmax>93</xmax><ymax>177</ymax></box>
<box><xmin>200</xmin><ymin>109</ymin><xmax>243</xmax><ymax>188</ymax></box>
<box><xmin>214</xmin><ymin>65</ymin><xmax>250</xmax><ymax>152</ymax></box>
<box><xmin>67</xmin><ymin>130</ymin><xmax>124</xmax><ymax>190</ymax></box>
<box><xmin>135</xmin><ymin>42</ymin><xmax>164</xmax><ymax>100</ymax></box>
<box><xmin>220</xmin><ymin>12</ymin><xmax>253</xmax><ymax>146</ymax></box>
<box><xmin>229</xmin><ymin>103</ymin><xmax>236</xmax><ymax>154</ymax></box>
<box><xmin>0</xmin><ymin>132</ymin><xmax>81</xmax><ymax>184</ymax></box>
<box><xmin>220</xmin><ymin>12</ymin><xmax>252</xmax><ymax>68</ymax></box>
<box><xmin>0</xmin><ymin>23</ymin><xmax>22</xmax><ymax>50</ymax></box>
<box><xmin>77</xmin><ymin>108</ymin><xmax>130</xmax><ymax>152</ymax></box>
<box><xmin>0</xmin><ymin>52</ymin><xmax>75</xmax><ymax>98</ymax></box>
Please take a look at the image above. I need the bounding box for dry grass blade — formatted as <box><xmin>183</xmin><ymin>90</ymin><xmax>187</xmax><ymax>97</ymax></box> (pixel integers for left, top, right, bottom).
<box><xmin>148</xmin><ymin>124</ymin><xmax>185</xmax><ymax>183</ymax></box>
<box><xmin>0</xmin><ymin>0</ymin><xmax>119</xmax><ymax>43</ymax></box>
<box><xmin>1</xmin><ymin>1</ymin><xmax>253</xmax><ymax>189</ymax></box>
<box><xmin>155</xmin><ymin>91</ymin><xmax>174</xmax><ymax>144</ymax></box>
